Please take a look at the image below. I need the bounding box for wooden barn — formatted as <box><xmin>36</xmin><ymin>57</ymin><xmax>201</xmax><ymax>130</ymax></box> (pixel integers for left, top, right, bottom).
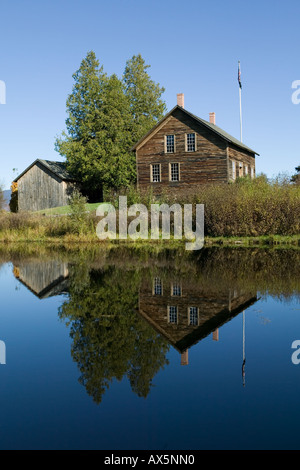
<box><xmin>13</xmin><ymin>259</ymin><xmax>69</xmax><ymax>299</ymax></box>
<box><xmin>13</xmin><ymin>159</ymin><xmax>79</xmax><ymax>212</ymax></box>
<box><xmin>132</xmin><ymin>94</ymin><xmax>259</xmax><ymax>196</ymax></box>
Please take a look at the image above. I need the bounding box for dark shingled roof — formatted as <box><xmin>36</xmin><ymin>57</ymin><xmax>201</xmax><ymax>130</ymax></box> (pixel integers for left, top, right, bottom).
<box><xmin>14</xmin><ymin>159</ymin><xmax>78</xmax><ymax>182</ymax></box>
<box><xmin>132</xmin><ymin>105</ymin><xmax>259</xmax><ymax>156</ymax></box>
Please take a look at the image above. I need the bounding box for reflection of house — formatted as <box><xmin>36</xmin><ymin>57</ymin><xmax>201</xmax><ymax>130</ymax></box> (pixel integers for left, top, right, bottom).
<box><xmin>139</xmin><ymin>276</ymin><xmax>258</xmax><ymax>365</ymax></box>
<box><xmin>13</xmin><ymin>260</ymin><xmax>69</xmax><ymax>299</ymax></box>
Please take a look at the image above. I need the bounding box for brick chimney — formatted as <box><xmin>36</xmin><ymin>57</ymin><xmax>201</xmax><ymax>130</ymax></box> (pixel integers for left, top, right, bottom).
<box><xmin>181</xmin><ymin>349</ymin><xmax>189</xmax><ymax>365</ymax></box>
<box><xmin>209</xmin><ymin>112</ymin><xmax>216</xmax><ymax>125</ymax></box>
<box><xmin>177</xmin><ymin>93</ymin><xmax>184</xmax><ymax>108</ymax></box>
<box><xmin>212</xmin><ymin>329</ymin><xmax>219</xmax><ymax>341</ymax></box>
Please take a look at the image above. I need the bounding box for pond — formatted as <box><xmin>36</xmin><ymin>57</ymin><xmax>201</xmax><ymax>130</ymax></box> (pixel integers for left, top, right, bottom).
<box><xmin>0</xmin><ymin>245</ymin><xmax>299</xmax><ymax>450</ymax></box>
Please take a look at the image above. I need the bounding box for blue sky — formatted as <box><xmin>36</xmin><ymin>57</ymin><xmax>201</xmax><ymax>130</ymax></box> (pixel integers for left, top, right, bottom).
<box><xmin>0</xmin><ymin>0</ymin><xmax>300</xmax><ymax>189</ymax></box>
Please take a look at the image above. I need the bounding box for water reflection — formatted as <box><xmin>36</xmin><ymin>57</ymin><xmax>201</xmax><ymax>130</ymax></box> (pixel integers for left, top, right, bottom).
<box><xmin>139</xmin><ymin>275</ymin><xmax>257</xmax><ymax>362</ymax></box>
<box><xmin>10</xmin><ymin>247</ymin><xmax>300</xmax><ymax>403</ymax></box>
<box><xmin>13</xmin><ymin>260</ymin><xmax>69</xmax><ymax>299</ymax></box>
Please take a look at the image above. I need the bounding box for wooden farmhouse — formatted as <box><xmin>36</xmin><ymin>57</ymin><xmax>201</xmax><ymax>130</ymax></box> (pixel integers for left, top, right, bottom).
<box><xmin>139</xmin><ymin>273</ymin><xmax>258</xmax><ymax>365</ymax></box>
<box><xmin>132</xmin><ymin>94</ymin><xmax>259</xmax><ymax>196</ymax></box>
<box><xmin>14</xmin><ymin>159</ymin><xmax>78</xmax><ymax>212</ymax></box>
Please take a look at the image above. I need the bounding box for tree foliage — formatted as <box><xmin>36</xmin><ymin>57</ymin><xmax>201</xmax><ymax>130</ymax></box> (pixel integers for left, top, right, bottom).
<box><xmin>55</xmin><ymin>51</ymin><xmax>166</xmax><ymax>199</ymax></box>
<box><xmin>291</xmin><ymin>165</ymin><xmax>300</xmax><ymax>184</ymax></box>
<box><xmin>123</xmin><ymin>54</ymin><xmax>166</xmax><ymax>146</ymax></box>
<box><xmin>9</xmin><ymin>182</ymin><xmax>18</xmax><ymax>213</ymax></box>
<box><xmin>0</xmin><ymin>185</ymin><xmax>4</xmax><ymax>211</ymax></box>
<box><xmin>59</xmin><ymin>264</ymin><xmax>169</xmax><ymax>404</ymax></box>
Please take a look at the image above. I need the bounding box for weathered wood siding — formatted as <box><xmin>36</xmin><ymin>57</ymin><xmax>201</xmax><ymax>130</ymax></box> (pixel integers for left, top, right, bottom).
<box><xmin>136</xmin><ymin>108</ymin><xmax>228</xmax><ymax>196</ymax></box>
<box><xmin>135</xmin><ymin>107</ymin><xmax>257</xmax><ymax>195</ymax></box>
<box><xmin>14</xmin><ymin>260</ymin><xmax>69</xmax><ymax>298</ymax></box>
<box><xmin>227</xmin><ymin>144</ymin><xmax>256</xmax><ymax>181</ymax></box>
<box><xmin>139</xmin><ymin>275</ymin><xmax>257</xmax><ymax>352</ymax></box>
<box><xmin>18</xmin><ymin>161</ymin><xmax>74</xmax><ymax>211</ymax></box>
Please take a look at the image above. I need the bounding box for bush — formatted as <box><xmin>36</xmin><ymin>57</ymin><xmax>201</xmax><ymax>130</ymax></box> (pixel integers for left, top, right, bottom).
<box><xmin>68</xmin><ymin>189</ymin><xmax>91</xmax><ymax>234</ymax></box>
<box><xmin>104</xmin><ymin>176</ymin><xmax>300</xmax><ymax>237</ymax></box>
<box><xmin>104</xmin><ymin>184</ymin><xmax>157</xmax><ymax>208</ymax></box>
<box><xmin>9</xmin><ymin>191</ymin><xmax>18</xmax><ymax>213</ymax></box>
<box><xmin>192</xmin><ymin>176</ymin><xmax>300</xmax><ymax>236</ymax></box>
<box><xmin>0</xmin><ymin>186</ymin><xmax>4</xmax><ymax>211</ymax></box>
<box><xmin>9</xmin><ymin>182</ymin><xmax>18</xmax><ymax>213</ymax></box>
<box><xmin>0</xmin><ymin>176</ymin><xmax>298</xmax><ymax>239</ymax></box>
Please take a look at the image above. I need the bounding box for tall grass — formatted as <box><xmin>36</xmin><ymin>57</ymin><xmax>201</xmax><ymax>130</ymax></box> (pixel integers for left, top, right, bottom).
<box><xmin>106</xmin><ymin>175</ymin><xmax>300</xmax><ymax>237</ymax></box>
<box><xmin>196</xmin><ymin>176</ymin><xmax>300</xmax><ymax>237</ymax></box>
<box><xmin>0</xmin><ymin>211</ymin><xmax>97</xmax><ymax>241</ymax></box>
<box><xmin>0</xmin><ymin>175</ymin><xmax>299</xmax><ymax>240</ymax></box>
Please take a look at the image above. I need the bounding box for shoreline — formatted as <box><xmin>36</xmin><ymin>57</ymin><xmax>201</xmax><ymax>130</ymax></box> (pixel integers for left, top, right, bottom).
<box><xmin>0</xmin><ymin>234</ymin><xmax>299</xmax><ymax>249</ymax></box>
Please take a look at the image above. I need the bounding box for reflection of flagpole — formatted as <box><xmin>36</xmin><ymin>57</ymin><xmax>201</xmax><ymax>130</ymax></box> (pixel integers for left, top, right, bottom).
<box><xmin>238</xmin><ymin>61</ymin><xmax>242</xmax><ymax>142</ymax></box>
<box><xmin>242</xmin><ymin>310</ymin><xmax>246</xmax><ymax>387</ymax></box>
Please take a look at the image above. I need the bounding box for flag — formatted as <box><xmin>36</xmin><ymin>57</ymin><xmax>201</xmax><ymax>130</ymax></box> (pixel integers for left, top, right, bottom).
<box><xmin>238</xmin><ymin>61</ymin><xmax>242</xmax><ymax>89</ymax></box>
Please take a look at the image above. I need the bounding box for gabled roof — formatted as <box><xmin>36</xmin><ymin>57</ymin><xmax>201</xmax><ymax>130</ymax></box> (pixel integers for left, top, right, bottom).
<box><xmin>13</xmin><ymin>159</ymin><xmax>78</xmax><ymax>182</ymax></box>
<box><xmin>139</xmin><ymin>294</ymin><xmax>258</xmax><ymax>353</ymax></box>
<box><xmin>132</xmin><ymin>105</ymin><xmax>259</xmax><ymax>156</ymax></box>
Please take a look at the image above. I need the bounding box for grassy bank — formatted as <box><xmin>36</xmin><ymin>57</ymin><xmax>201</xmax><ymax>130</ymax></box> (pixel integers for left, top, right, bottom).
<box><xmin>0</xmin><ymin>219</ymin><xmax>298</xmax><ymax>249</ymax></box>
<box><xmin>36</xmin><ymin>202</ymin><xmax>103</xmax><ymax>215</ymax></box>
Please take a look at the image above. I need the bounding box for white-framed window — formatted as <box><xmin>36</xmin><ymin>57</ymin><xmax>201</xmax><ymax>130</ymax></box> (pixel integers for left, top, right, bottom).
<box><xmin>186</xmin><ymin>133</ymin><xmax>196</xmax><ymax>152</ymax></box>
<box><xmin>171</xmin><ymin>282</ymin><xmax>181</xmax><ymax>296</ymax></box>
<box><xmin>168</xmin><ymin>306</ymin><xmax>178</xmax><ymax>324</ymax></box>
<box><xmin>151</xmin><ymin>163</ymin><xmax>161</xmax><ymax>182</ymax></box>
<box><xmin>153</xmin><ymin>277</ymin><xmax>162</xmax><ymax>296</ymax></box>
<box><xmin>189</xmin><ymin>306</ymin><xmax>199</xmax><ymax>326</ymax></box>
<box><xmin>244</xmin><ymin>164</ymin><xmax>248</xmax><ymax>176</ymax></box>
<box><xmin>250</xmin><ymin>166</ymin><xmax>255</xmax><ymax>179</ymax></box>
<box><xmin>169</xmin><ymin>162</ymin><xmax>180</xmax><ymax>182</ymax></box>
<box><xmin>232</xmin><ymin>160</ymin><xmax>236</xmax><ymax>180</ymax></box>
<box><xmin>165</xmin><ymin>135</ymin><xmax>175</xmax><ymax>153</ymax></box>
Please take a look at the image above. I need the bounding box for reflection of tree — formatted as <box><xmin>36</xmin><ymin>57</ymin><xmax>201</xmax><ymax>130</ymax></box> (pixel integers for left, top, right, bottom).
<box><xmin>59</xmin><ymin>265</ymin><xmax>169</xmax><ymax>404</ymax></box>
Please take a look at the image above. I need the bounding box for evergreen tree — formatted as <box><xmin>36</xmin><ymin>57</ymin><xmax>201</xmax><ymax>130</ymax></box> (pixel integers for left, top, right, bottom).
<box><xmin>97</xmin><ymin>73</ymin><xmax>135</xmax><ymax>189</ymax></box>
<box><xmin>59</xmin><ymin>264</ymin><xmax>169</xmax><ymax>404</ymax></box>
<box><xmin>55</xmin><ymin>51</ymin><xmax>134</xmax><ymax>199</ymax></box>
<box><xmin>55</xmin><ymin>51</ymin><xmax>167</xmax><ymax>197</ymax></box>
<box><xmin>123</xmin><ymin>54</ymin><xmax>167</xmax><ymax>146</ymax></box>
<box><xmin>291</xmin><ymin>165</ymin><xmax>300</xmax><ymax>184</ymax></box>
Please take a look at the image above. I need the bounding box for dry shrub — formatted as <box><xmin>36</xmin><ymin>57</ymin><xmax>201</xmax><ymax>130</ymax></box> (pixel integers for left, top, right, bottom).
<box><xmin>105</xmin><ymin>175</ymin><xmax>300</xmax><ymax>237</ymax></box>
<box><xmin>0</xmin><ymin>212</ymin><xmax>41</xmax><ymax>231</ymax></box>
<box><xmin>0</xmin><ymin>175</ymin><xmax>299</xmax><ymax>239</ymax></box>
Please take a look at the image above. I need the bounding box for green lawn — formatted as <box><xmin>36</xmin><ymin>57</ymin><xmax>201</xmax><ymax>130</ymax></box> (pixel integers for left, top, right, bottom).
<box><xmin>37</xmin><ymin>202</ymin><xmax>103</xmax><ymax>215</ymax></box>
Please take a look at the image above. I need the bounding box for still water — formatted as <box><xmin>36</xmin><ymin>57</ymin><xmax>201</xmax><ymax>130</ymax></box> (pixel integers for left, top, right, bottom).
<box><xmin>0</xmin><ymin>246</ymin><xmax>299</xmax><ymax>450</ymax></box>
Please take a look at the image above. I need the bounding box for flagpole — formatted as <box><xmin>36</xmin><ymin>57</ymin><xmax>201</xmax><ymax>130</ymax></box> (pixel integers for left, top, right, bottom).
<box><xmin>238</xmin><ymin>61</ymin><xmax>243</xmax><ymax>143</ymax></box>
<box><xmin>239</xmin><ymin>85</ymin><xmax>242</xmax><ymax>143</ymax></box>
<box><xmin>242</xmin><ymin>310</ymin><xmax>245</xmax><ymax>387</ymax></box>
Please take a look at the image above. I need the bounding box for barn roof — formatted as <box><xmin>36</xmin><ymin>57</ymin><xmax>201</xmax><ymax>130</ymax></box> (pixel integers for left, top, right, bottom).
<box><xmin>132</xmin><ymin>105</ymin><xmax>259</xmax><ymax>155</ymax></box>
<box><xmin>13</xmin><ymin>159</ymin><xmax>78</xmax><ymax>182</ymax></box>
